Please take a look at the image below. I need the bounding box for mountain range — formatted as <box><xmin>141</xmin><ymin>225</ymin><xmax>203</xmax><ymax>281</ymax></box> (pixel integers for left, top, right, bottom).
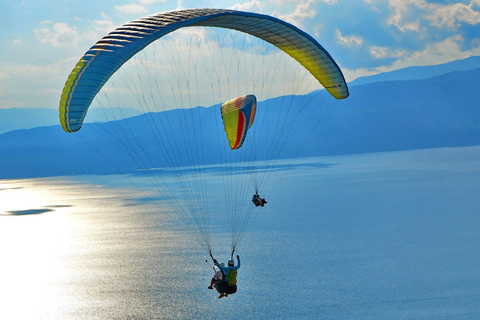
<box><xmin>1</xmin><ymin>56</ymin><xmax>480</xmax><ymax>179</ymax></box>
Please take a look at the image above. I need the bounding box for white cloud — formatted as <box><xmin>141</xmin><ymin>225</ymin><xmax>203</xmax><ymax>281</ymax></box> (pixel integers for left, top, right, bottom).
<box><xmin>386</xmin><ymin>0</ymin><xmax>480</xmax><ymax>32</ymax></box>
<box><xmin>34</xmin><ymin>22</ymin><xmax>82</xmax><ymax>47</ymax></box>
<box><xmin>425</xmin><ymin>1</ymin><xmax>480</xmax><ymax>28</ymax></box>
<box><xmin>176</xmin><ymin>0</ymin><xmax>185</xmax><ymax>10</ymax></box>
<box><xmin>369</xmin><ymin>45</ymin><xmax>407</xmax><ymax>59</ymax></box>
<box><xmin>336</xmin><ymin>30</ymin><xmax>363</xmax><ymax>46</ymax></box>
<box><xmin>386</xmin><ymin>0</ymin><xmax>422</xmax><ymax>32</ymax></box>
<box><xmin>269</xmin><ymin>0</ymin><xmax>300</xmax><ymax>5</ymax></box>
<box><xmin>0</xmin><ymin>58</ymin><xmax>76</xmax><ymax>83</ymax></box>
<box><xmin>276</xmin><ymin>0</ymin><xmax>317</xmax><ymax>27</ymax></box>
<box><xmin>229</xmin><ymin>0</ymin><xmax>265</xmax><ymax>13</ymax></box>
<box><xmin>313</xmin><ymin>24</ymin><xmax>324</xmax><ymax>38</ymax></box>
<box><xmin>140</xmin><ymin>0</ymin><xmax>167</xmax><ymax>4</ymax></box>
<box><xmin>365</xmin><ymin>0</ymin><xmax>382</xmax><ymax>14</ymax></box>
<box><xmin>341</xmin><ymin>67</ymin><xmax>378</xmax><ymax>82</ymax></box>
<box><xmin>387</xmin><ymin>34</ymin><xmax>480</xmax><ymax>68</ymax></box>
<box><xmin>344</xmin><ymin>34</ymin><xmax>480</xmax><ymax>82</ymax></box>
<box><xmin>0</xmin><ymin>57</ymin><xmax>79</xmax><ymax>108</ymax></box>
<box><xmin>269</xmin><ymin>0</ymin><xmax>333</xmax><ymax>5</ymax></box>
<box><xmin>166</xmin><ymin>26</ymin><xmax>209</xmax><ymax>43</ymax></box>
<box><xmin>342</xmin><ymin>33</ymin><xmax>480</xmax><ymax>82</ymax></box>
<box><xmin>368</xmin><ymin>34</ymin><xmax>473</xmax><ymax>62</ymax></box>
<box><xmin>33</xmin><ymin>14</ymin><xmax>114</xmax><ymax>49</ymax></box>
<box><xmin>91</xmin><ymin>12</ymin><xmax>116</xmax><ymax>34</ymax></box>
<box><xmin>115</xmin><ymin>4</ymin><xmax>148</xmax><ymax>15</ymax></box>
<box><xmin>13</xmin><ymin>40</ymin><xmax>22</xmax><ymax>44</ymax></box>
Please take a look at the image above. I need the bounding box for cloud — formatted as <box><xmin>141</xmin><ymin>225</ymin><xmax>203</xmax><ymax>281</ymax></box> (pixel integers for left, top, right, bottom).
<box><xmin>0</xmin><ymin>58</ymin><xmax>74</xmax><ymax>83</ymax></box>
<box><xmin>387</xmin><ymin>34</ymin><xmax>480</xmax><ymax>68</ymax></box>
<box><xmin>275</xmin><ymin>0</ymin><xmax>317</xmax><ymax>27</ymax></box>
<box><xmin>91</xmin><ymin>12</ymin><xmax>116</xmax><ymax>34</ymax></box>
<box><xmin>368</xmin><ymin>45</ymin><xmax>407</xmax><ymax>59</ymax></box>
<box><xmin>176</xmin><ymin>0</ymin><xmax>185</xmax><ymax>10</ymax></box>
<box><xmin>115</xmin><ymin>4</ymin><xmax>148</xmax><ymax>15</ymax></box>
<box><xmin>336</xmin><ymin>30</ymin><xmax>363</xmax><ymax>46</ymax></box>
<box><xmin>425</xmin><ymin>1</ymin><xmax>480</xmax><ymax>28</ymax></box>
<box><xmin>33</xmin><ymin>14</ymin><xmax>114</xmax><ymax>49</ymax></box>
<box><xmin>313</xmin><ymin>24</ymin><xmax>324</xmax><ymax>38</ymax></box>
<box><xmin>386</xmin><ymin>0</ymin><xmax>480</xmax><ymax>32</ymax></box>
<box><xmin>269</xmin><ymin>0</ymin><xmax>301</xmax><ymax>5</ymax></box>
<box><xmin>386</xmin><ymin>0</ymin><xmax>422</xmax><ymax>32</ymax></box>
<box><xmin>342</xmin><ymin>33</ymin><xmax>480</xmax><ymax>82</ymax></box>
<box><xmin>270</xmin><ymin>0</ymin><xmax>335</xmax><ymax>5</ymax></box>
<box><xmin>345</xmin><ymin>34</ymin><xmax>480</xmax><ymax>80</ymax></box>
<box><xmin>34</xmin><ymin>22</ymin><xmax>82</xmax><ymax>47</ymax></box>
<box><xmin>229</xmin><ymin>0</ymin><xmax>265</xmax><ymax>12</ymax></box>
<box><xmin>341</xmin><ymin>67</ymin><xmax>378</xmax><ymax>82</ymax></box>
<box><xmin>0</xmin><ymin>57</ymin><xmax>79</xmax><ymax>108</ymax></box>
<box><xmin>370</xmin><ymin>34</ymin><xmax>477</xmax><ymax>65</ymax></box>
<box><xmin>140</xmin><ymin>0</ymin><xmax>167</xmax><ymax>4</ymax></box>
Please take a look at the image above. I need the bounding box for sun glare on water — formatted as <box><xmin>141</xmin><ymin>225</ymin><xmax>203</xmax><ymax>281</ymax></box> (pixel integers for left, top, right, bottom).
<box><xmin>0</xmin><ymin>179</ymin><xmax>78</xmax><ymax>318</ymax></box>
<box><xmin>0</xmin><ymin>177</ymin><xmax>144</xmax><ymax>319</ymax></box>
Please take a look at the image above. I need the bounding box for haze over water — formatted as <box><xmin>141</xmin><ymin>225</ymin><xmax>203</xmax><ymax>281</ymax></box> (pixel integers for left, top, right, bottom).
<box><xmin>1</xmin><ymin>146</ymin><xmax>480</xmax><ymax>319</ymax></box>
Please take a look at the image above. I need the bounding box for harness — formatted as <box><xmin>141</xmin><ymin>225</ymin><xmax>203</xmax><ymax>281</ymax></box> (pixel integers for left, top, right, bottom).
<box><xmin>225</xmin><ymin>267</ymin><xmax>237</xmax><ymax>286</ymax></box>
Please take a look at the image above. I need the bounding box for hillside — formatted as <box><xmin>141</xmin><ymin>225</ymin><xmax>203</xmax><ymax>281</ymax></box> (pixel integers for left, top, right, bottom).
<box><xmin>1</xmin><ymin>66</ymin><xmax>480</xmax><ymax>179</ymax></box>
<box><xmin>2</xmin><ymin>55</ymin><xmax>480</xmax><ymax>135</ymax></box>
<box><xmin>350</xmin><ymin>55</ymin><xmax>480</xmax><ymax>86</ymax></box>
<box><xmin>0</xmin><ymin>107</ymin><xmax>142</xmax><ymax>135</ymax></box>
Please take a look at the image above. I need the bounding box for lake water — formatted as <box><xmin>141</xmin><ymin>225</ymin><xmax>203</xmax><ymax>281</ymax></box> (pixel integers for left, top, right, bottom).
<box><xmin>1</xmin><ymin>146</ymin><xmax>480</xmax><ymax>319</ymax></box>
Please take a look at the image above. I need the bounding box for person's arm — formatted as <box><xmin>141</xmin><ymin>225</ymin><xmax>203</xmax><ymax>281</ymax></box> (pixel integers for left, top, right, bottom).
<box><xmin>236</xmin><ymin>255</ymin><xmax>241</xmax><ymax>269</ymax></box>
<box><xmin>214</xmin><ymin>259</ymin><xmax>228</xmax><ymax>273</ymax></box>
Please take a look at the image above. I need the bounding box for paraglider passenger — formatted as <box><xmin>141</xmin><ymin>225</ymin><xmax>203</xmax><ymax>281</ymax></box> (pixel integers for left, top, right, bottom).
<box><xmin>208</xmin><ymin>262</ymin><xmax>225</xmax><ymax>290</ymax></box>
<box><xmin>213</xmin><ymin>255</ymin><xmax>240</xmax><ymax>298</ymax></box>
<box><xmin>260</xmin><ymin>196</ymin><xmax>267</xmax><ymax>206</ymax></box>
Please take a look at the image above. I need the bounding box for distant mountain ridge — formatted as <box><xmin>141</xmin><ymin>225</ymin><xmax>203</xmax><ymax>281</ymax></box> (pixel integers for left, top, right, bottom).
<box><xmin>0</xmin><ymin>108</ymin><xmax>58</xmax><ymax>135</ymax></box>
<box><xmin>1</xmin><ymin>56</ymin><xmax>480</xmax><ymax>135</ymax></box>
<box><xmin>349</xmin><ymin>55</ymin><xmax>480</xmax><ymax>86</ymax></box>
<box><xmin>0</xmin><ymin>107</ymin><xmax>142</xmax><ymax>135</ymax></box>
<box><xmin>1</xmin><ymin>58</ymin><xmax>480</xmax><ymax>179</ymax></box>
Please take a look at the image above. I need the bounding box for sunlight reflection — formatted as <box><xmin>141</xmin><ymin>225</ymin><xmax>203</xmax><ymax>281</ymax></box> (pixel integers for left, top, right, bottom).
<box><xmin>0</xmin><ymin>179</ymin><xmax>78</xmax><ymax>318</ymax></box>
<box><xmin>1</xmin><ymin>185</ymin><xmax>42</xmax><ymax>214</ymax></box>
<box><xmin>0</xmin><ymin>177</ymin><xmax>153</xmax><ymax>319</ymax></box>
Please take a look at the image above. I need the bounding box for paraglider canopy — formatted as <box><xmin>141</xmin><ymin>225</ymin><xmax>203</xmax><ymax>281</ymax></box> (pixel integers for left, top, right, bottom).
<box><xmin>221</xmin><ymin>95</ymin><xmax>257</xmax><ymax>150</ymax></box>
<box><xmin>59</xmin><ymin>8</ymin><xmax>349</xmax><ymax>133</ymax></box>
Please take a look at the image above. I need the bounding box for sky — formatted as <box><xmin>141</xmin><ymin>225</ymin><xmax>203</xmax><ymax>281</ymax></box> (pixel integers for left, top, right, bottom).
<box><xmin>1</xmin><ymin>0</ymin><xmax>480</xmax><ymax>109</ymax></box>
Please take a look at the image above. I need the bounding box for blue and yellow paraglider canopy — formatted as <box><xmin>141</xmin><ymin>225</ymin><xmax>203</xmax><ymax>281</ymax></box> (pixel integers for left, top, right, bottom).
<box><xmin>59</xmin><ymin>8</ymin><xmax>349</xmax><ymax>133</ymax></box>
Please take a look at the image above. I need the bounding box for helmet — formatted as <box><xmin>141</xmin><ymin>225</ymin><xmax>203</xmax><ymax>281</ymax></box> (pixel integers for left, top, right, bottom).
<box><xmin>228</xmin><ymin>259</ymin><xmax>234</xmax><ymax>266</ymax></box>
<box><xmin>219</xmin><ymin>262</ymin><xmax>225</xmax><ymax>267</ymax></box>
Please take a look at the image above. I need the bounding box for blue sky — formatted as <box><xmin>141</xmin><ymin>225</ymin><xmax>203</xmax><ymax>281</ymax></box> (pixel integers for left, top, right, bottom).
<box><xmin>1</xmin><ymin>0</ymin><xmax>480</xmax><ymax>109</ymax></box>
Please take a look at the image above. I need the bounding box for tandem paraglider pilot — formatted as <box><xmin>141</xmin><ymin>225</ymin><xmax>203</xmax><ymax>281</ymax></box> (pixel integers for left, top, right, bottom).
<box><xmin>209</xmin><ymin>255</ymin><xmax>241</xmax><ymax>299</ymax></box>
